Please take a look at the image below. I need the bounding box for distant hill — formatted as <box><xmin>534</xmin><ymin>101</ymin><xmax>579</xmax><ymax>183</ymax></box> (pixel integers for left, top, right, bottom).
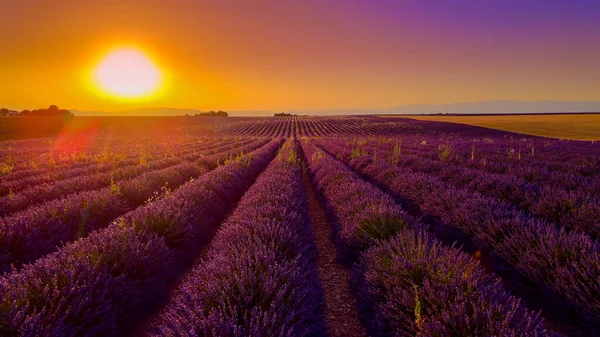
<box><xmin>383</xmin><ymin>100</ymin><xmax>600</xmax><ymax>115</ymax></box>
<box><xmin>71</xmin><ymin>107</ymin><xmax>204</xmax><ymax>117</ymax></box>
<box><xmin>265</xmin><ymin>101</ymin><xmax>600</xmax><ymax>116</ymax></box>
<box><xmin>68</xmin><ymin>101</ymin><xmax>600</xmax><ymax>117</ymax></box>
<box><xmin>70</xmin><ymin>108</ymin><xmax>278</xmax><ymax>117</ymax></box>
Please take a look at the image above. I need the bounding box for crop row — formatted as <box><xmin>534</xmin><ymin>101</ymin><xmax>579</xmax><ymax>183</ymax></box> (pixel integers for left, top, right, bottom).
<box><xmin>0</xmin><ymin>140</ymin><xmax>281</xmax><ymax>335</ymax></box>
<box><xmin>316</xmin><ymin>138</ymin><xmax>600</xmax><ymax>334</ymax></box>
<box><xmin>0</xmin><ymin>135</ymin><xmax>197</xmax><ymax>177</ymax></box>
<box><xmin>330</xmin><ymin>139</ymin><xmax>600</xmax><ymax>239</ymax></box>
<box><xmin>0</xmin><ymin>135</ymin><xmax>137</xmax><ymax>160</ymax></box>
<box><xmin>292</xmin><ymin>117</ymin><xmax>426</xmax><ymax>138</ymax></box>
<box><xmin>0</xmin><ymin>133</ymin><xmax>240</xmax><ymax>179</ymax></box>
<box><xmin>217</xmin><ymin>117</ymin><xmax>428</xmax><ymax>138</ymax></box>
<box><xmin>0</xmin><ymin>137</ymin><xmax>210</xmax><ymax>191</ymax></box>
<box><xmin>361</xmin><ymin>134</ymin><xmax>596</xmax><ymax>172</ymax></box>
<box><xmin>0</xmin><ymin>139</ymin><xmax>269</xmax><ymax>274</ymax></box>
<box><xmin>0</xmin><ymin>137</ymin><xmax>233</xmax><ymax>192</ymax></box>
<box><xmin>300</xmin><ymin>140</ymin><xmax>551</xmax><ymax>336</ymax></box>
<box><xmin>220</xmin><ymin>119</ymin><xmax>295</xmax><ymax>138</ymax></box>
<box><xmin>0</xmin><ymin>138</ymin><xmax>252</xmax><ymax>216</ymax></box>
<box><xmin>0</xmin><ymin>122</ymin><xmax>220</xmax><ymax>159</ymax></box>
<box><xmin>348</xmin><ymin>136</ymin><xmax>600</xmax><ymax>195</ymax></box>
<box><xmin>148</xmin><ymin>139</ymin><xmax>326</xmax><ymax>336</ymax></box>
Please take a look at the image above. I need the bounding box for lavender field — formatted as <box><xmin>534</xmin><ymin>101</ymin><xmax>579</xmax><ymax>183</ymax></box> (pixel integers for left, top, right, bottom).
<box><xmin>1</xmin><ymin>116</ymin><xmax>599</xmax><ymax>336</ymax></box>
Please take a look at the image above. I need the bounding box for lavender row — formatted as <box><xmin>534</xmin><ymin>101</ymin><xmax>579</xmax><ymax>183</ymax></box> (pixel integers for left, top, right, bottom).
<box><xmin>0</xmin><ymin>140</ymin><xmax>281</xmax><ymax>336</ymax></box>
<box><xmin>0</xmin><ymin>157</ymin><xmax>179</xmax><ymax>217</ymax></box>
<box><xmin>0</xmin><ymin>133</ymin><xmax>235</xmax><ymax>183</ymax></box>
<box><xmin>301</xmin><ymin>140</ymin><xmax>550</xmax><ymax>336</ymax></box>
<box><xmin>318</xmin><ymin>139</ymin><xmax>600</xmax><ymax>333</ymax></box>
<box><xmin>0</xmin><ymin>138</ymin><xmax>251</xmax><ymax>215</ymax></box>
<box><xmin>0</xmin><ymin>138</ymin><xmax>240</xmax><ymax>196</ymax></box>
<box><xmin>331</xmin><ymin>140</ymin><xmax>600</xmax><ymax>239</ymax></box>
<box><xmin>357</xmin><ymin>230</ymin><xmax>551</xmax><ymax>336</ymax></box>
<box><xmin>0</xmin><ymin>139</ymin><xmax>268</xmax><ymax>274</ymax></box>
<box><xmin>0</xmin><ymin>136</ymin><xmax>199</xmax><ymax>182</ymax></box>
<box><xmin>0</xmin><ymin>161</ymin><xmax>202</xmax><ymax>275</ymax></box>
<box><xmin>408</xmin><ymin>157</ymin><xmax>600</xmax><ymax>239</ymax></box>
<box><xmin>0</xmin><ymin>139</ymin><xmax>197</xmax><ymax>195</ymax></box>
<box><xmin>149</xmin><ymin>140</ymin><xmax>325</xmax><ymax>336</ymax></box>
<box><xmin>345</xmin><ymin>135</ymin><xmax>599</xmax><ymax>180</ymax></box>
<box><xmin>301</xmin><ymin>141</ymin><xmax>418</xmax><ymax>258</ymax></box>
<box><xmin>0</xmin><ymin>132</ymin><xmax>175</xmax><ymax>157</ymax></box>
<box><xmin>219</xmin><ymin>118</ymin><xmax>295</xmax><ymax>138</ymax></box>
<box><xmin>455</xmin><ymin>145</ymin><xmax>599</xmax><ymax>195</ymax></box>
<box><xmin>218</xmin><ymin>116</ymin><xmax>428</xmax><ymax>138</ymax></box>
<box><xmin>354</xmin><ymin>136</ymin><xmax>600</xmax><ymax>195</ymax></box>
<box><xmin>0</xmin><ymin>131</ymin><xmax>204</xmax><ymax>160</ymax></box>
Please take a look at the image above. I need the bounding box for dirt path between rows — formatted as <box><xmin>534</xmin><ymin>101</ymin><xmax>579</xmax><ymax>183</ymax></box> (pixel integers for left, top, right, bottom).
<box><xmin>304</xmin><ymin>175</ymin><xmax>367</xmax><ymax>337</ymax></box>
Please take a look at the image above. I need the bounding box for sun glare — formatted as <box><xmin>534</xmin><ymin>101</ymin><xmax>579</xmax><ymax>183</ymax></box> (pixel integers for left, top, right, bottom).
<box><xmin>93</xmin><ymin>48</ymin><xmax>162</xmax><ymax>99</ymax></box>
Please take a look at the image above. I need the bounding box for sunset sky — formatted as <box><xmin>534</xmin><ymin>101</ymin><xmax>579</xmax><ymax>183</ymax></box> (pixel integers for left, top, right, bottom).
<box><xmin>1</xmin><ymin>0</ymin><xmax>600</xmax><ymax>112</ymax></box>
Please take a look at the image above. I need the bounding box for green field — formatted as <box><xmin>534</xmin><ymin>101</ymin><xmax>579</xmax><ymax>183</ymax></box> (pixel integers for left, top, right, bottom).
<box><xmin>403</xmin><ymin>114</ymin><xmax>600</xmax><ymax>140</ymax></box>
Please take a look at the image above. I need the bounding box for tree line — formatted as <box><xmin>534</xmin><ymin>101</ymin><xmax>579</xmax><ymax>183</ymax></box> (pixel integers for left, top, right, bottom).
<box><xmin>0</xmin><ymin>105</ymin><xmax>73</xmax><ymax>117</ymax></box>
<box><xmin>194</xmin><ymin>111</ymin><xmax>228</xmax><ymax>117</ymax></box>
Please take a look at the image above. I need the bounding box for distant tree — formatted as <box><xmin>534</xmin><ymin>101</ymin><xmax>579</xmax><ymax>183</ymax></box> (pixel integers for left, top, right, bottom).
<box><xmin>274</xmin><ymin>112</ymin><xmax>297</xmax><ymax>117</ymax></box>
<box><xmin>19</xmin><ymin>106</ymin><xmax>73</xmax><ymax>117</ymax></box>
<box><xmin>0</xmin><ymin>108</ymin><xmax>8</xmax><ymax>116</ymax></box>
<box><xmin>195</xmin><ymin>110</ymin><xmax>228</xmax><ymax>117</ymax></box>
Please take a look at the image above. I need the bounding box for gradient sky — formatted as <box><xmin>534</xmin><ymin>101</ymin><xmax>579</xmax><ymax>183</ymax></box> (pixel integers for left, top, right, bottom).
<box><xmin>1</xmin><ymin>0</ymin><xmax>600</xmax><ymax>112</ymax></box>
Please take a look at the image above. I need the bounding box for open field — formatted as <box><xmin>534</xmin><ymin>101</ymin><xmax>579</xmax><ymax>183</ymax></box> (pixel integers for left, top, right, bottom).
<box><xmin>0</xmin><ymin>116</ymin><xmax>244</xmax><ymax>141</ymax></box>
<box><xmin>1</xmin><ymin>116</ymin><xmax>599</xmax><ymax>336</ymax></box>
<box><xmin>400</xmin><ymin>113</ymin><xmax>600</xmax><ymax>140</ymax></box>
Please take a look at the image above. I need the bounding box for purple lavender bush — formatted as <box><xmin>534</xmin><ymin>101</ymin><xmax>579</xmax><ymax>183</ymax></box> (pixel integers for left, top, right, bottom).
<box><xmin>0</xmin><ymin>226</ymin><xmax>173</xmax><ymax>336</ymax></box>
<box><xmin>0</xmin><ymin>140</ymin><xmax>281</xmax><ymax>335</ymax></box>
<box><xmin>317</xmin><ymin>138</ymin><xmax>600</xmax><ymax>333</ymax></box>
<box><xmin>303</xmin><ymin>139</ymin><xmax>555</xmax><ymax>336</ymax></box>
<box><xmin>149</xmin><ymin>140</ymin><xmax>326</xmax><ymax>336</ymax></box>
<box><xmin>301</xmin><ymin>140</ymin><xmax>418</xmax><ymax>259</ymax></box>
<box><xmin>356</xmin><ymin>230</ymin><xmax>552</xmax><ymax>337</ymax></box>
<box><xmin>0</xmin><ymin>140</ymin><xmax>272</xmax><ymax>275</ymax></box>
<box><xmin>0</xmin><ymin>161</ymin><xmax>203</xmax><ymax>274</ymax></box>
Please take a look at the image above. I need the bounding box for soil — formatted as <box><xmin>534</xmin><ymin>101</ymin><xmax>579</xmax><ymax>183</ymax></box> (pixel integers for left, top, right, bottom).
<box><xmin>304</xmin><ymin>174</ymin><xmax>368</xmax><ymax>337</ymax></box>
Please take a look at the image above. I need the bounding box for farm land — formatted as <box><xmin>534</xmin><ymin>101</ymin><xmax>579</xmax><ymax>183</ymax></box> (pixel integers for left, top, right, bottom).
<box><xmin>0</xmin><ymin>116</ymin><xmax>599</xmax><ymax>336</ymax></box>
<box><xmin>404</xmin><ymin>113</ymin><xmax>600</xmax><ymax>141</ymax></box>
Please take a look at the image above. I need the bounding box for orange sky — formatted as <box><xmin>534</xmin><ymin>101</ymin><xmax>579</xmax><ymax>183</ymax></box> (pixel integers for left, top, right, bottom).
<box><xmin>1</xmin><ymin>0</ymin><xmax>599</xmax><ymax>112</ymax></box>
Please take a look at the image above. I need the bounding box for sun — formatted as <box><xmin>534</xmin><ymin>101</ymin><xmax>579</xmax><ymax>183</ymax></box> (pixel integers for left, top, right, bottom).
<box><xmin>93</xmin><ymin>48</ymin><xmax>162</xmax><ymax>98</ymax></box>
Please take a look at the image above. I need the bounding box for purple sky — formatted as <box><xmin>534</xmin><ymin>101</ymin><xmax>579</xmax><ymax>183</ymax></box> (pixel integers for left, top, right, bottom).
<box><xmin>1</xmin><ymin>0</ymin><xmax>599</xmax><ymax>111</ymax></box>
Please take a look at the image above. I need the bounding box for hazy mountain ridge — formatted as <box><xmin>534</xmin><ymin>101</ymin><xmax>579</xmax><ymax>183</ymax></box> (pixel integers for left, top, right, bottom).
<box><xmin>384</xmin><ymin>100</ymin><xmax>600</xmax><ymax>114</ymax></box>
<box><xmin>69</xmin><ymin>101</ymin><xmax>600</xmax><ymax>117</ymax></box>
<box><xmin>70</xmin><ymin>107</ymin><xmax>204</xmax><ymax>117</ymax></box>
